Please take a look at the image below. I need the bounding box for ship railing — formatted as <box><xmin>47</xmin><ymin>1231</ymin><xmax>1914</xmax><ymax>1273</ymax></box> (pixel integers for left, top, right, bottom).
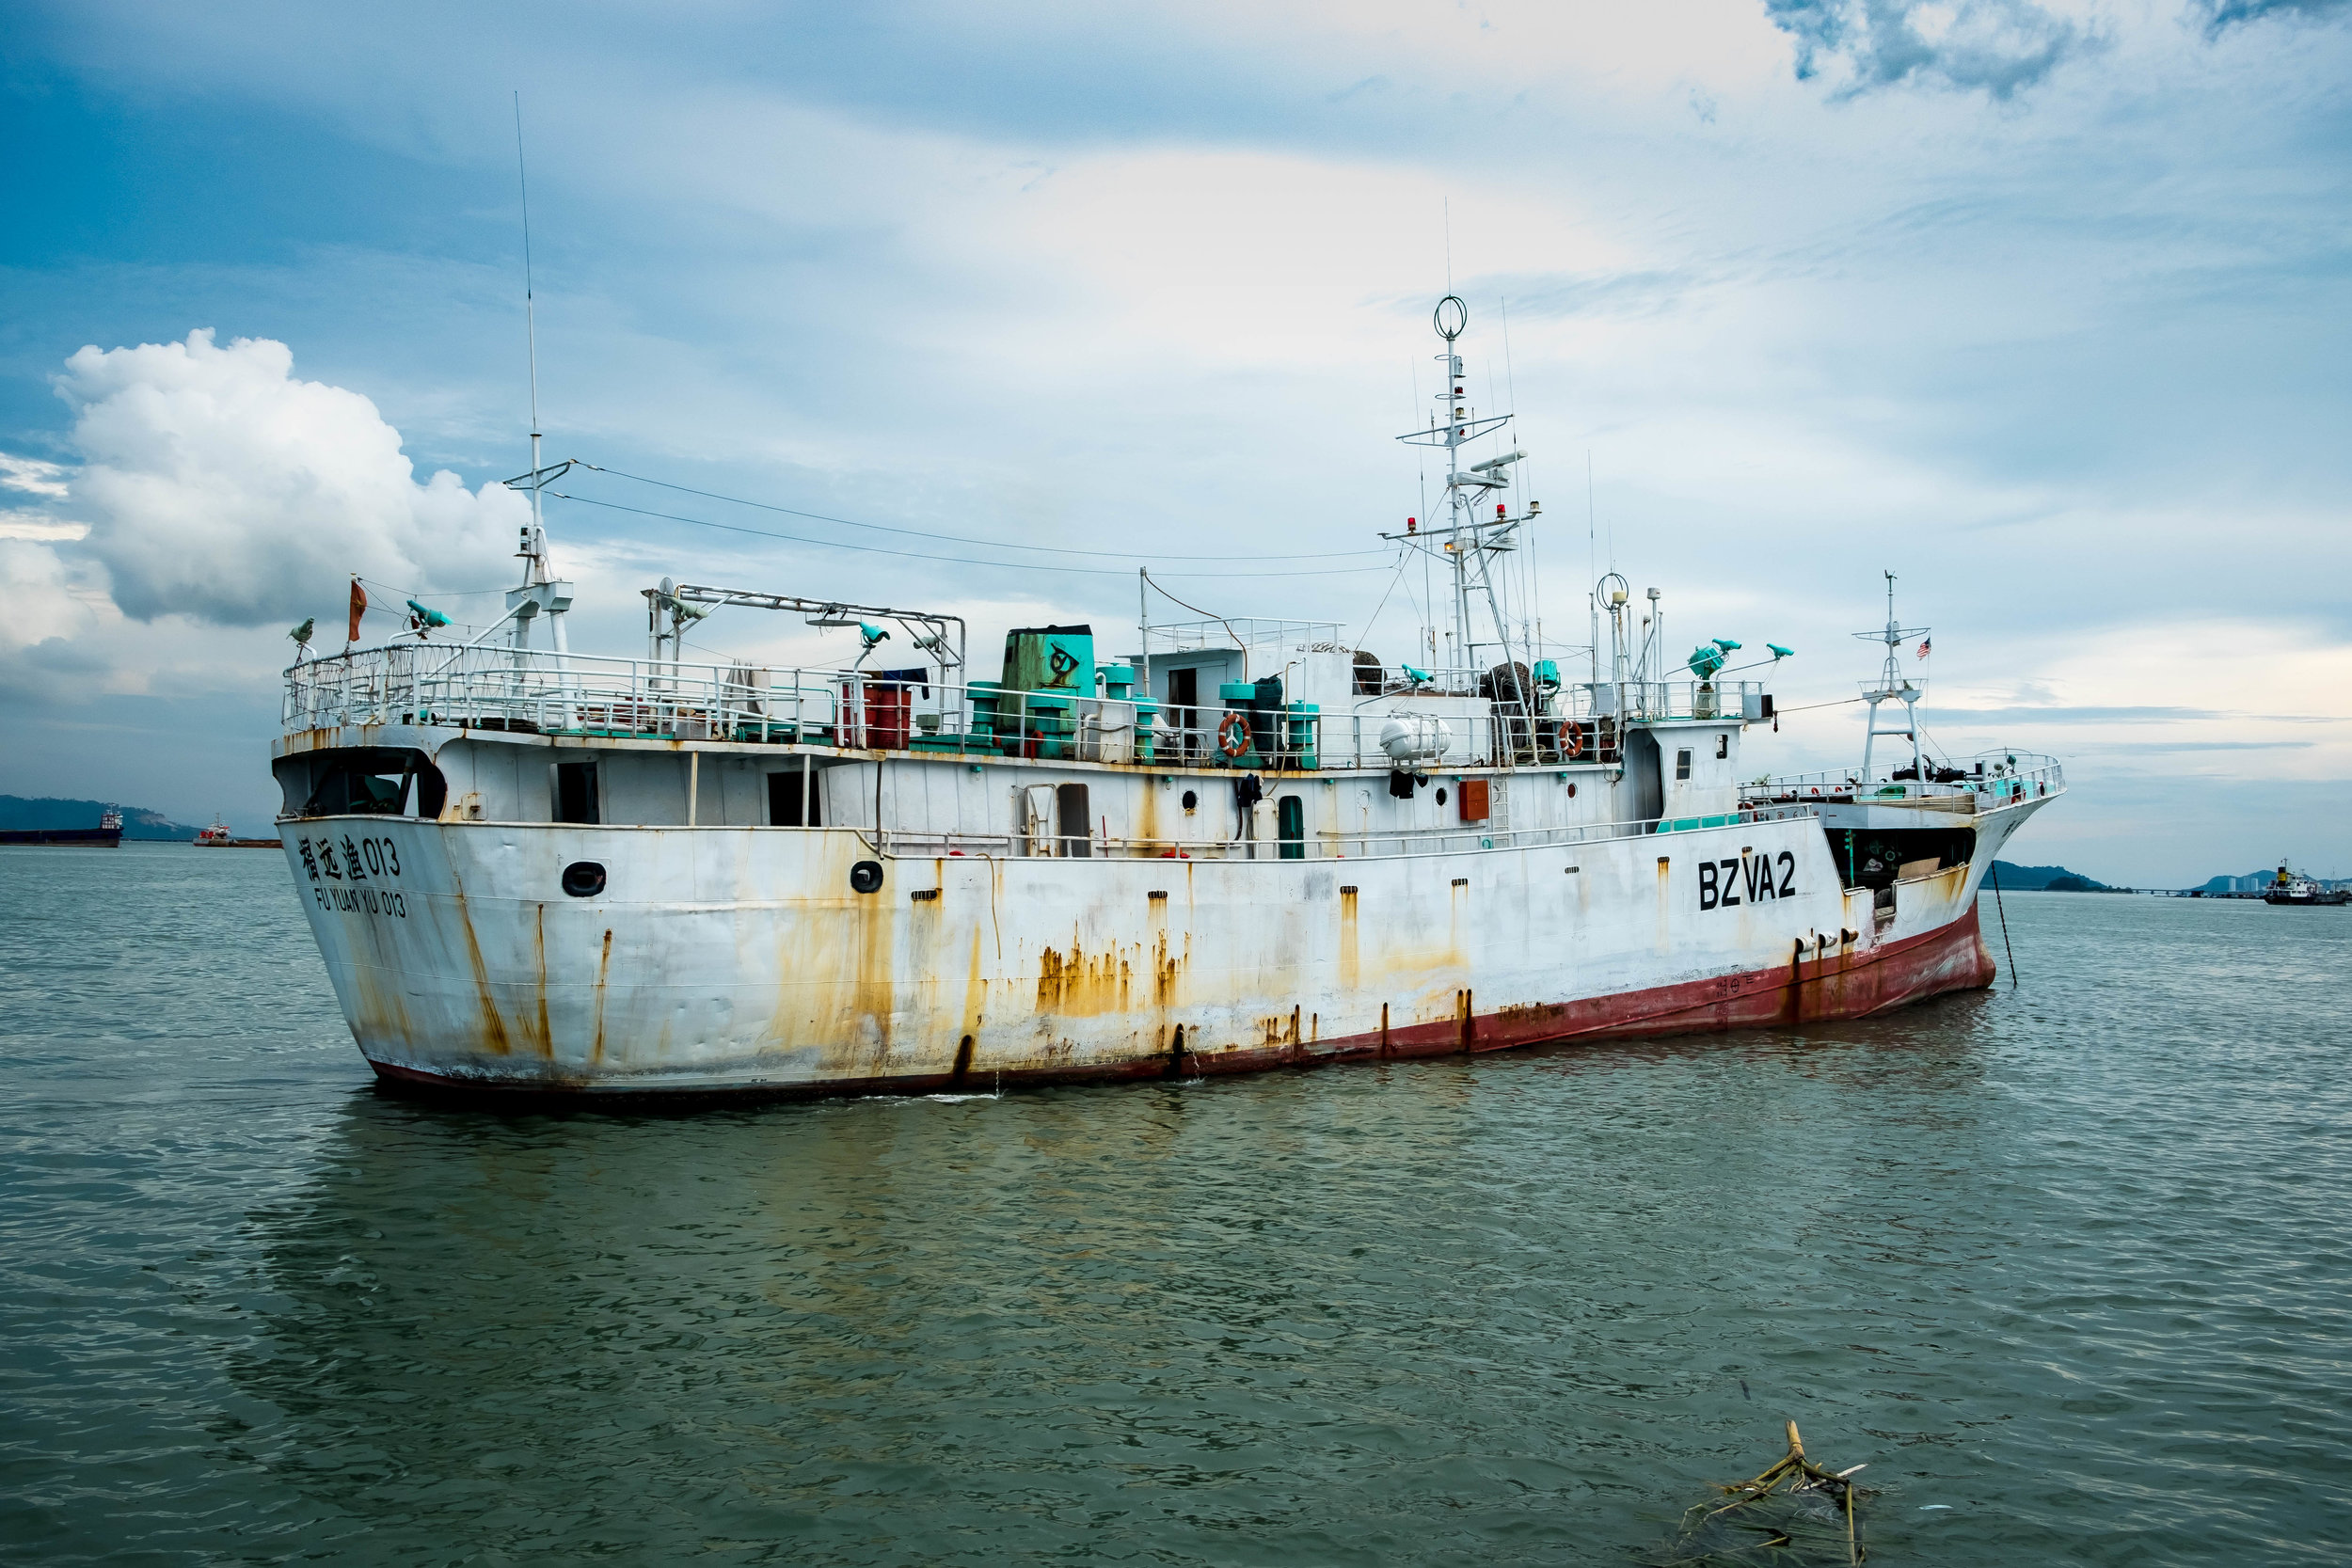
<box><xmin>1591</xmin><ymin>680</ymin><xmax>1769</xmax><ymax>722</ymax></box>
<box><xmin>1144</xmin><ymin>617</ymin><xmax>1344</xmax><ymax>654</ymax></box>
<box><xmin>282</xmin><ymin>646</ymin><xmax>1768</xmax><ymax>772</ymax></box>
<box><xmin>875</xmin><ymin>803</ymin><xmax>1820</xmax><ymax>862</ymax></box>
<box><xmin>1343</xmin><ymin>677</ymin><xmax>1765</xmax><ymax>721</ymax></box>
<box><xmin>1745</xmin><ymin>752</ymin><xmax>2065</xmax><ymax>811</ymax></box>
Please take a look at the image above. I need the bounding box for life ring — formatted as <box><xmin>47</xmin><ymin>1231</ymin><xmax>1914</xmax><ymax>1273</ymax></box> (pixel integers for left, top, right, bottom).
<box><xmin>1216</xmin><ymin>710</ymin><xmax>1251</xmax><ymax>758</ymax></box>
<box><xmin>1560</xmin><ymin>719</ymin><xmax>1585</xmax><ymax>759</ymax></box>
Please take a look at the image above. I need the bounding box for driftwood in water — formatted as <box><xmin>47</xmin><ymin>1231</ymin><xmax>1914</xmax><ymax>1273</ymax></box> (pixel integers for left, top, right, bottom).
<box><xmin>1652</xmin><ymin>1420</ymin><xmax>1870</xmax><ymax>1566</ymax></box>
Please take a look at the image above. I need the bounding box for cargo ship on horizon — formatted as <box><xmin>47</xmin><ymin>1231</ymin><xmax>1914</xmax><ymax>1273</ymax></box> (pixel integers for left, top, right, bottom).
<box><xmin>0</xmin><ymin>807</ymin><xmax>123</xmax><ymax>849</ymax></box>
<box><xmin>271</xmin><ymin>295</ymin><xmax>2061</xmax><ymax>1097</ymax></box>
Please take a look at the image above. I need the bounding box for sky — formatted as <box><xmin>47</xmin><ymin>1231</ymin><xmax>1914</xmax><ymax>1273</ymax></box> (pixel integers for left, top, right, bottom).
<box><xmin>1</xmin><ymin>0</ymin><xmax>2346</xmax><ymax>882</ymax></box>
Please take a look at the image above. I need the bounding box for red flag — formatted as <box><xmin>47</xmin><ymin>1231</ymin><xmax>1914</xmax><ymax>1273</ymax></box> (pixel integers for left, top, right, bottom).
<box><xmin>347</xmin><ymin>578</ymin><xmax>367</xmax><ymax>643</ymax></box>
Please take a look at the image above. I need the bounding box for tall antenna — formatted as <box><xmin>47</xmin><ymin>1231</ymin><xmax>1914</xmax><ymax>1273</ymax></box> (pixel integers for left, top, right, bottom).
<box><xmin>515</xmin><ymin>91</ymin><xmax>540</xmax><ymax>446</ymax></box>
<box><xmin>1499</xmin><ymin>296</ymin><xmax>1539</xmax><ymax>666</ymax></box>
<box><xmin>495</xmin><ymin>95</ymin><xmax>573</xmax><ymax>702</ymax></box>
<box><xmin>510</xmin><ymin>90</ymin><xmax>554</xmax><ymax>599</ymax></box>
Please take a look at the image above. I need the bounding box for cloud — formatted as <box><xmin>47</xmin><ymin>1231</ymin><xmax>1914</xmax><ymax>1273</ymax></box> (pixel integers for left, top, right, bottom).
<box><xmin>53</xmin><ymin>329</ymin><xmax>522</xmax><ymax>626</ymax></box>
<box><xmin>1929</xmin><ymin>704</ymin><xmax>2350</xmax><ymax>723</ymax></box>
<box><xmin>0</xmin><ymin>538</ymin><xmax>99</xmax><ymax>654</ymax></box>
<box><xmin>0</xmin><ymin>511</ymin><xmax>89</xmax><ymax>542</ymax></box>
<box><xmin>0</xmin><ymin>455</ymin><xmax>72</xmax><ymax>498</ymax></box>
<box><xmin>2195</xmin><ymin>0</ymin><xmax>2352</xmax><ymax>34</ymax></box>
<box><xmin>1763</xmin><ymin>0</ymin><xmax>2090</xmax><ymax>97</ymax></box>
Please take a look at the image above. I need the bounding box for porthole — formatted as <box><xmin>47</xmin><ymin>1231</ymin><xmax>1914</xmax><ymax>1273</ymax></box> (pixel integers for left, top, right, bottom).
<box><xmin>561</xmin><ymin>861</ymin><xmax>606</xmax><ymax>898</ymax></box>
<box><xmin>1567</xmin><ymin>783</ymin><xmax>1577</xmax><ymax>798</ymax></box>
<box><xmin>1181</xmin><ymin>789</ymin><xmax>1199</xmax><ymax>812</ymax></box>
<box><xmin>1436</xmin><ymin>786</ymin><xmax>1449</xmax><ymax>806</ymax></box>
<box><xmin>850</xmin><ymin>860</ymin><xmax>884</xmax><ymax>895</ymax></box>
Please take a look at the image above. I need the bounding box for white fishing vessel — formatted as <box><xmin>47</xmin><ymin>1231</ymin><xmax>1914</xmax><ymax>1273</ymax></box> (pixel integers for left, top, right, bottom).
<box><xmin>274</xmin><ymin>296</ymin><xmax>2061</xmax><ymax>1096</ymax></box>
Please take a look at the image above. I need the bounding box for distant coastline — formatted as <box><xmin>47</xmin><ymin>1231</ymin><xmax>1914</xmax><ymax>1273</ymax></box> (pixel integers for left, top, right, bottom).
<box><xmin>1991</xmin><ymin>860</ymin><xmax>2122</xmax><ymax>893</ymax></box>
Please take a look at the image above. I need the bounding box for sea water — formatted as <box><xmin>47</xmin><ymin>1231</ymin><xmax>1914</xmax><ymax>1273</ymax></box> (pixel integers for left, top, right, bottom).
<box><xmin>2</xmin><ymin>843</ymin><xmax>2345</xmax><ymax>1564</ymax></box>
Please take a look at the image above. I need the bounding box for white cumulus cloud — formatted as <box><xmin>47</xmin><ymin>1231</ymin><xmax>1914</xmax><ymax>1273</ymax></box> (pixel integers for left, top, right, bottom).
<box><xmin>0</xmin><ymin>454</ymin><xmax>72</xmax><ymax>499</ymax></box>
<box><xmin>56</xmin><ymin>329</ymin><xmax>522</xmax><ymax>626</ymax></box>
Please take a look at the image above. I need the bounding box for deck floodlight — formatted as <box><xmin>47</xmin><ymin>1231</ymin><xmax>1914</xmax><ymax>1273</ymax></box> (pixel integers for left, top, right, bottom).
<box><xmin>1712</xmin><ymin>638</ymin><xmax>1741</xmax><ymax>653</ymax></box>
<box><xmin>405</xmin><ymin>599</ymin><xmax>450</xmax><ymax>628</ymax></box>
<box><xmin>1402</xmin><ymin>663</ymin><xmax>1432</xmax><ymax>686</ymax></box>
<box><xmin>1768</xmin><ymin>643</ymin><xmax>1794</xmax><ymax>659</ymax></box>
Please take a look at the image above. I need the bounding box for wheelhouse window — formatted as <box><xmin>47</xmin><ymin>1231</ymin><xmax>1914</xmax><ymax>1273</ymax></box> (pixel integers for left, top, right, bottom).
<box><xmin>285</xmin><ymin>748</ymin><xmax>445</xmax><ymax>819</ymax></box>
<box><xmin>1675</xmin><ymin>749</ymin><xmax>1692</xmax><ymax>781</ymax></box>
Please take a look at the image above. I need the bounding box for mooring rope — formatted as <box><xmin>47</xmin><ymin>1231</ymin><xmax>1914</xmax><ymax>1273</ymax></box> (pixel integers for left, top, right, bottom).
<box><xmin>1990</xmin><ymin>860</ymin><xmax>2019</xmax><ymax>989</ymax></box>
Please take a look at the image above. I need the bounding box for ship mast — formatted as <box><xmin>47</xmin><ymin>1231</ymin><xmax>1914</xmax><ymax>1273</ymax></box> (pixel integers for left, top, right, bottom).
<box><xmin>1383</xmin><ymin>295</ymin><xmax>1529</xmax><ymax>697</ymax></box>
<box><xmin>1856</xmin><ymin>571</ymin><xmax>1928</xmax><ymax>781</ymax></box>
<box><xmin>502</xmin><ymin>95</ymin><xmax>574</xmax><ymax>702</ymax></box>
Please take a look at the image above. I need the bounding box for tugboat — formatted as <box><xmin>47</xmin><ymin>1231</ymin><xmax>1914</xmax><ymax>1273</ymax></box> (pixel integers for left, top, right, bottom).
<box><xmin>195</xmin><ymin>815</ymin><xmax>283</xmax><ymax>849</ymax></box>
<box><xmin>272</xmin><ymin>294</ymin><xmax>2064</xmax><ymax>1097</ymax></box>
<box><xmin>2263</xmin><ymin>863</ymin><xmax>2348</xmax><ymax>906</ymax></box>
<box><xmin>0</xmin><ymin>806</ymin><xmax>123</xmax><ymax>848</ymax></box>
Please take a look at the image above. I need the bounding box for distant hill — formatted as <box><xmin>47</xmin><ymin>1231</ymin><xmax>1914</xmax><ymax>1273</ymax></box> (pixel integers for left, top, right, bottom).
<box><xmin>0</xmin><ymin>796</ymin><xmax>197</xmax><ymax>842</ymax></box>
<box><xmin>2192</xmin><ymin>867</ymin><xmax>2345</xmax><ymax>895</ymax></box>
<box><xmin>1991</xmin><ymin>860</ymin><xmax>2118</xmax><ymax>893</ymax></box>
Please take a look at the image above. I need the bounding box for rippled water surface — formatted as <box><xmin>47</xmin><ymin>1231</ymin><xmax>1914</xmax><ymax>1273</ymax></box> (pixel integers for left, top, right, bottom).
<box><xmin>3</xmin><ymin>843</ymin><xmax>2348</xmax><ymax>1565</ymax></box>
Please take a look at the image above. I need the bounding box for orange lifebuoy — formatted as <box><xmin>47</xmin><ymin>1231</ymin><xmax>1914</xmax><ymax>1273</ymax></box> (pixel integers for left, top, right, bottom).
<box><xmin>1216</xmin><ymin>710</ymin><xmax>1251</xmax><ymax>758</ymax></box>
<box><xmin>1561</xmin><ymin>719</ymin><xmax>1585</xmax><ymax>758</ymax></box>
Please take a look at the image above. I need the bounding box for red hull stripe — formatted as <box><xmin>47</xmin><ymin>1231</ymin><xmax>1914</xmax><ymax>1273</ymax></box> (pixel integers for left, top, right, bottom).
<box><xmin>370</xmin><ymin>907</ymin><xmax>1995</xmax><ymax>1101</ymax></box>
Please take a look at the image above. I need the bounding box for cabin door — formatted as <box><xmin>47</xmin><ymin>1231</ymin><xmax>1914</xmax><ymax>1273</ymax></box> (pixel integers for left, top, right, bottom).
<box><xmin>1168</xmin><ymin>667</ymin><xmax>1199</xmax><ymax>759</ymax></box>
<box><xmin>1277</xmin><ymin>795</ymin><xmax>1305</xmax><ymax>859</ymax></box>
<box><xmin>1022</xmin><ymin>784</ymin><xmax>1056</xmax><ymax>854</ymax></box>
<box><xmin>1056</xmin><ymin>782</ymin><xmax>1092</xmax><ymax>858</ymax></box>
<box><xmin>1625</xmin><ymin>729</ymin><xmax>1664</xmax><ymax>827</ymax></box>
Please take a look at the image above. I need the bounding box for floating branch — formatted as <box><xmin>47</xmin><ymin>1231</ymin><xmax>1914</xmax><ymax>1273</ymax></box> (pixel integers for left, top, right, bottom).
<box><xmin>1650</xmin><ymin>1420</ymin><xmax>1871</xmax><ymax>1566</ymax></box>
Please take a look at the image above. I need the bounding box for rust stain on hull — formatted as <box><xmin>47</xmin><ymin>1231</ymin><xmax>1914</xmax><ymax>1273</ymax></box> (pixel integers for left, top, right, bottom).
<box><xmin>592</xmin><ymin>927</ymin><xmax>613</xmax><ymax>1064</ymax></box>
<box><xmin>448</xmin><ymin>874</ymin><xmax>513</xmax><ymax>1057</ymax></box>
<box><xmin>1338</xmin><ymin>884</ymin><xmax>1359</xmax><ymax>991</ymax></box>
<box><xmin>1037</xmin><ymin>942</ymin><xmax>1136</xmax><ymax>1015</ymax></box>
<box><xmin>370</xmin><ymin>907</ymin><xmax>2000</xmax><ymax>1101</ymax></box>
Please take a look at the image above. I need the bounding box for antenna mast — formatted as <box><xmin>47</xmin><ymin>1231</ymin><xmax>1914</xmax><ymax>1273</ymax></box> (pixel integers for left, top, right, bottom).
<box><xmin>513</xmin><ymin>92</ymin><xmax>551</xmax><ymax>594</ymax></box>
<box><xmin>1384</xmin><ymin>296</ymin><xmax>1527</xmax><ymax>705</ymax></box>
<box><xmin>501</xmin><ymin>93</ymin><xmax>574</xmax><ymax>691</ymax></box>
<box><xmin>1855</xmin><ymin>570</ymin><xmax>1929</xmax><ymax>782</ymax></box>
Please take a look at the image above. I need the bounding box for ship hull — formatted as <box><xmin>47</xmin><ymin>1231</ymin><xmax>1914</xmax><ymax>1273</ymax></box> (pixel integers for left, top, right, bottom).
<box><xmin>0</xmin><ymin>828</ymin><xmax>123</xmax><ymax>847</ymax></box>
<box><xmin>283</xmin><ymin>800</ymin><xmax>2038</xmax><ymax>1100</ymax></box>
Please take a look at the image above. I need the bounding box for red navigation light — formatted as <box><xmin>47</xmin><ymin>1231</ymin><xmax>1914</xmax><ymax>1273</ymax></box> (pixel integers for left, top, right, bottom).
<box><xmin>1406</xmin><ymin>516</ymin><xmax>1417</xmax><ymax>533</ymax></box>
<box><xmin>1497</xmin><ymin>503</ymin><xmax>1506</xmax><ymax>517</ymax></box>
